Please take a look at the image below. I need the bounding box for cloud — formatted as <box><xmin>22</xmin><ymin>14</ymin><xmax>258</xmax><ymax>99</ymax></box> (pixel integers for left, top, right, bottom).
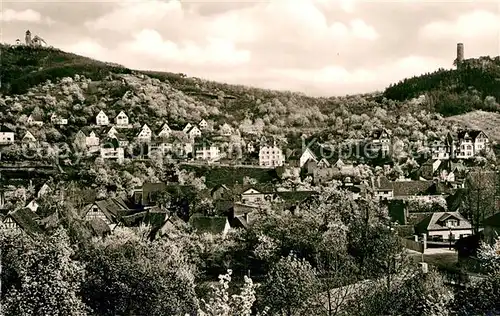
<box><xmin>419</xmin><ymin>10</ymin><xmax>500</xmax><ymax>40</ymax></box>
<box><xmin>121</xmin><ymin>29</ymin><xmax>251</xmax><ymax>66</ymax></box>
<box><xmin>66</xmin><ymin>39</ymin><xmax>108</xmax><ymax>59</ymax></box>
<box><xmin>0</xmin><ymin>9</ymin><xmax>54</xmax><ymax>24</ymax></box>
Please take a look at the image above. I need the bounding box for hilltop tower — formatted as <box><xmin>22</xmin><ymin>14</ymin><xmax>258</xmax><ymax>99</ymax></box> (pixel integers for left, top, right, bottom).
<box><xmin>25</xmin><ymin>30</ymin><xmax>32</xmax><ymax>45</ymax></box>
<box><xmin>456</xmin><ymin>43</ymin><xmax>464</xmax><ymax>64</ymax></box>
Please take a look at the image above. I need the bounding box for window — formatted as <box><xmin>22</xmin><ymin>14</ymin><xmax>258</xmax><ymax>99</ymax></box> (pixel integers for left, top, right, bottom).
<box><xmin>446</xmin><ymin>219</ymin><xmax>458</xmax><ymax>227</ymax></box>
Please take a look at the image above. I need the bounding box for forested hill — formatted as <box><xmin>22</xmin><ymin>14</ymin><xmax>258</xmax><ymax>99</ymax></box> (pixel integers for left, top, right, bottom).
<box><xmin>383</xmin><ymin>56</ymin><xmax>500</xmax><ymax>116</ymax></box>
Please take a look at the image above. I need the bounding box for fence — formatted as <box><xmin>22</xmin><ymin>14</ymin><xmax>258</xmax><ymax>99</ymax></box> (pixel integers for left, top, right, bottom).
<box><xmin>401</xmin><ymin>237</ymin><xmax>425</xmax><ymax>253</ymax></box>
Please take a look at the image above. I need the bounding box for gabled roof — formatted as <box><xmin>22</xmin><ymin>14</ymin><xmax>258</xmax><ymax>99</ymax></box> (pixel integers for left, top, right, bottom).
<box><xmin>372</xmin><ymin>176</ymin><xmax>393</xmax><ymax>191</ymax></box>
<box><xmin>0</xmin><ymin>125</ymin><xmax>14</xmax><ymax>133</ymax></box>
<box><xmin>83</xmin><ymin>197</ymin><xmax>129</xmax><ymax>223</ymax></box>
<box><xmin>417</xmin><ymin>211</ymin><xmax>471</xmax><ymax>232</ymax></box>
<box><xmin>28</xmin><ymin>113</ymin><xmax>43</xmax><ymax>121</ymax></box>
<box><xmin>393</xmin><ymin>180</ymin><xmax>433</xmax><ymax>197</ymax></box>
<box><xmin>116</xmin><ymin>111</ymin><xmax>128</xmax><ymax>118</ymax></box>
<box><xmin>96</xmin><ymin>110</ymin><xmax>108</xmax><ymax>117</ymax></box>
<box><xmin>371</xmin><ymin>129</ymin><xmax>389</xmax><ymax>139</ymax></box>
<box><xmin>457</xmin><ymin>130</ymin><xmax>486</xmax><ymax>140</ymax></box>
<box><xmin>189</xmin><ymin>214</ymin><xmax>228</xmax><ymax>234</ymax></box>
<box><xmin>5</xmin><ymin>208</ymin><xmax>43</xmax><ymax>235</ymax></box>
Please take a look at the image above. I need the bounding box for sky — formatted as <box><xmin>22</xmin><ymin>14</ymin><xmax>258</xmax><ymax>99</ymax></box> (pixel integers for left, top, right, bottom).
<box><xmin>1</xmin><ymin>0</ymin><xmax>499</xmax><ymax>96</ymax></box>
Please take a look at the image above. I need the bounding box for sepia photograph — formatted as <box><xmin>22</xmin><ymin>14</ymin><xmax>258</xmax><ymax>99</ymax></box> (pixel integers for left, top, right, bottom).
<box><xmin>0</xmin><ymin>0</ymin><xmax>499</xmax><ymax>315</ymax></box>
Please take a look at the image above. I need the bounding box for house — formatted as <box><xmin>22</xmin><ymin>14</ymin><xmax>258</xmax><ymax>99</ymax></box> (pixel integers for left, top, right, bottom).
<box><xmin>431</xmin><ymin>140</ymin><xmax>450</xmax><ymax>160</ymax></box>
<box><xmin>37</xmin><ymin>182</ymin><xmax>52</xmax><ymax>198</ymax></box>
<box><xmin>115</xmin><ymin>111</ymin><xmax>129</xmax><ymax>127</ymax></box>
<box><xmin>211</xmin><ymin>184</ymin><xmax>232</xmax><ymax>201</ymax></box>
<box><xmin>182</xmin><ymin>123</ymin><xmax>193</xmax><ymax>134</ymax></box>
<box><xmin>96</xmin><ymin>110</ymin><xmax>109</xmax><ymax>126</ymax></box>
<box><xmin>81</xmin><ymin>197</ymin><xmax>130</xmax><ymax>230</ymax></box>
<box><xmin>100</xmin><ymin>137</ymin><xmax>124</xmax><ymax>164</ymax></box>
<box><xmin>25</xmin><ymin>199</ymin><xmax>39</xmax><ymax>212</ymax></box>
<box><xmin>392</xmin><ymin>179</ymin><xmax>434</xmax><ymax>200</ymax></box>
<box><xmin>21</xmin><ymin>131</ymin><xmax>37</xmax><ymax>145</ymax></box>
<box><xmin>0</xmin><ymin>125</ymin><xmax>15</xmax><ymax>145</ymax></box>
<box><xmin>1</xmin><ymin>208</ymin><xmax>42</xmax><ymax>235</ymax></box>
<box><xmin>50</xmin><ymin>113</ymin><xmax>68</xmax><ymax>125</ymax></box>
<box><xmin>188</xmin><ymin>214</ymin><xmax>231</xmax><ymax>237</ymax></box>
<box><xmin>240</xmin><ymin>187</ymin><xmax>274</xmax><ymax>205</ymax></box>
<box><xmin>247</xmin><ymin>141</ymin><xmax>256</xmax><ymax>153</ymax></box>
<box><xmin>27</xmin><ymin>114</ymin><xmax>44</xmax><ymax>126</ymax></box>
<box><xmin>299</xmin><ymin>147</ymin><xmax>318</xmax><ymax>168</ymax></box>
<box><xmin>259</xmin><ymin>145</ymin><xmax>285</xmax><ymax>167</ymax></box>
<box><xmin>198</xmin><ymin>119</ymin><xmax>208</xmax><ymax>130</ymax></box>
<box><xmin>86</xmin><ymin>131</ymin><xmax>100</xmax><ymax>148</ymax></box>
<box><xmin>371</xmin><ymin>176</ymin><xmax>394</xmax><ymax>201</ymax></box>
<box><xmin>416</xmin><ymin>212</ymin><xmax>472</xmax><ymax>241</ymax></box>
<box><xmin>107</xmin><ymin>126</ymin><xmax>118</xmax><ymax>137</ymax></box>
<box><xmin>158</xmin><ymin>123</ymin><xmax>171</xmax><ymax>138</ymax></box>
<box><xmin>137</xmin><ymin>124</ymin><xmax>152</xmax><ymax>142</ymax></box>
<box><xmin>317</xmin><ymin>158</ymin><xmax>331</xmax><ymax>169</ymax></box>
<box><xmin>195</xmin><ymin>141</ymin><xmax>220</xmax><ymax>161</ymax></box>
<box><xmin>369</xmin><ymin>129</ymin><xmax>391</xmax><ymax>153</ymax></box>
<box><xmin>448</xmin><ymin>130</ymin><xmax>490</xmax><ymax>159</ymax></box>
<box><xmin>220</xmin><ymin>123</ymin><xmax>233</xmax><ymax>136</ymax></box>
<box><xmin>187</xmin><ymin>125</ymin><xmax>202</xmax><ymax>140</ymax></box>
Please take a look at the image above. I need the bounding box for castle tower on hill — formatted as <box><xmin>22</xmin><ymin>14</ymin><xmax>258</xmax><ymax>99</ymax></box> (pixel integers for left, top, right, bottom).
<box><xmin>456</xmin><ymin>43</ymin><xmax>464</xmax><ymax>65</ymax></box>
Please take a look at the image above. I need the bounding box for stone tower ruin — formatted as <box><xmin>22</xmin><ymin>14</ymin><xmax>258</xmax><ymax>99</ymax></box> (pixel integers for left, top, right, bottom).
<box><xmin>456</xmin><ymin>43</ymin><xmax>464</xmax><ymax>64</ymax></box>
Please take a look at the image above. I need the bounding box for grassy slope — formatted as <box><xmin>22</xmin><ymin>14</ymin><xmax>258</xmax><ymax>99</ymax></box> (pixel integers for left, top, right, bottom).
<box><xmin>446</xmin><ymin>110</ymin><xmax>500</xmax><ymax>142</ymax></box>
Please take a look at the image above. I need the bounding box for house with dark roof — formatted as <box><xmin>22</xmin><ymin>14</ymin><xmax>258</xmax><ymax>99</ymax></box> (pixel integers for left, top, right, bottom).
<box><xmin>368</xmin><ymin>129</ymin><xmax>391</xmax><ymax>153</ymax></box>
<box><xmin>371</xmin><ymin>176</ymin><xmax>394</xmax><ymax>201</ymax></box>
<box><xmin>1</xmin><ymin>208</ymin><xmax>43</xmax><ymax>235</ymax></box>
<box><xmin>189</xmin><ymin>214</ymin><xmax>231</xmax><ymax>236</ymax></box>
<box><xmin>27</xmin><ymin>113</ymin><xmax>44</xmax><ymax>126</ymax></box>
<box><xmin>415</xmin><ymin>211</ymin><xmax>472</xmax><ymax>241</ymax></box>
<box><xmin>81</xmin><ymin>197</ymin><xmax>130</xmax><ymax>230</ymax></box>
<box><xmin>446</xmin><ymin>130</ymin><xmax>490</xmax><ymax>159</ymax></box>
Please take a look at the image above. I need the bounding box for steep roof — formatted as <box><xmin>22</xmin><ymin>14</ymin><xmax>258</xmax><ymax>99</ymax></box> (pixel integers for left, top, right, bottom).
<box><xmin>0</xmin><ymin>125</ymin><xmax>14</xmax><ymax>133</ymax></box>
<box><xmin>189</xmin><ymin>214</ymin><xmax>228</xmax><ymax>235</ymax></box>
<box><xmin>457</xmin><ymin>130</ymin><xmax>486</xmax><ymax>140</ymax></box>
<box><xmin>416</xmin><ymin>211</ymin><xmax>471</xmax><ymax>233</ymax></box>
<box><xmin>84</xmin><ymin>197</ymin><xmax>129</xmax><ymax>222</ymax></box>
<box><xmin>372</xmin><ymin>176</ymin><xmax>393</xmax><ymax>190</ymax></box>
<box><xmin>393</xmin><ymin>180</ymin><xmax>433</xmax><ymax>197</ymax></box>
<box><xmin>6</xmin><ymin>208</ymin><xmax>42</xmax><ymax>235</ymax></box>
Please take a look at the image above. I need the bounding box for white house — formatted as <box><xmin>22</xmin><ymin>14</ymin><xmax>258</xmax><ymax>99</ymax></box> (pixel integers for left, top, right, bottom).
<box><xmin>259</xmin><ymin>145</ymin><xmax>285</xmax><ymax>167</ymax></box>
<box><xmin>137</xmin><ymin>124</ymin><xmax>152</xmax><ymax>142</ymax></box>
<box><xmin>220</xmin><ymin>123</ymin><xmax>233</xmax><ymax>136</ymax></box>
<box><xmin>96</xmin><ymin>111</ymin><xmax>109</xmax><ymax>126</ymax></box>
<box><xmin>417</xmin><ymin>212</ymin><xmax>472</xmax><ymax>241</ymax></box>
<box><xmin>100</xmin><ymin>147</ymin><xmax>124</xmax><ymax>164</ymax></box>
<box><xmin>299</xmin><ymin>147</ymin><xmax>318</xmax><ymax>168</ymax></box>
<box><xmin>25</xmin><ymin>199</ymin><xmax>39</xmax><ymax>212</ymax></box>
<box><xmin>195</xmin><ymin>143</ymin><xmax>220</xmax><ymax>161</ymax></box>
<box><xmin>431</xmin><ymin>141</ymin><xmax>450</xmax><ymax>160</ymax></box>
<box><xmin>370</xmin><ymin>129</ymin><xmax>391</xmax><ymax>153</ymax></box>
<box><xmin>37</xmin><ymin>182</ymin><xmax>52</xmax><ymax>198</ymax></box>
<box><xmin>27</xmin><ymin>114</ymin><xmax>44</xmax><ymax>126</ymax></box>
<box><xmin>0</xmin><ymin>126</ymin><xmax>15</xmax><ymax>144</ymax></box>
<box><xmin>22</xmin><ymin>131</ymin><xmax>37</xmax><ymax>144</ymax></box>
<box><xmin>198</xmin><ymin>119</ymin><xmax>208</xmax><ymax>130</ymax></box>
<box><xmin>187</xmin><ymin>126</ymin><xmax>202</xmax><ymax>139</ymax></box>
<box><xmin>115</xmin><ymin>111</ymin><xmax>129</xmax><ymax>127</ymax></box>
<box><xmin>371</xmin><ymin>176</ymin><xmax>394</xmax><ymax>201</ymax></box>
<box><xmin>86</xmin><ymin>131</ymin><xmax>100</xmax><ymax>148</ymax></box>
<box><xmin>240</xmin><ymin>188</ymin><xmax>273</xmax><ymax>205</ymax></box>
<box><xmin>182</xmin><ymin>123</ymin><xmax>193</xmax><ymax>134</ymax></box>
<box><xmin>107</xmin><ymin>126</ymin><xmax>118</xmax><ymax>138</ymax></box>
<box><xmin>100</xmin><ymin>138</ymin><xmax>124</xmax><ymax>164</ymax></box>
<box><xmin>158</xmin><ymin>123</ymin><xmax>171</xmax><ymax>138</ymax></box>
<box><xmin>455</xmin><ymin>130</ymin><xmax>490</xmax><ymax>159</ymax></box>
<box><xmin>50</xmin><ymin>113</ymin><xmax>68</xmax><ymax>125</ymax></box>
